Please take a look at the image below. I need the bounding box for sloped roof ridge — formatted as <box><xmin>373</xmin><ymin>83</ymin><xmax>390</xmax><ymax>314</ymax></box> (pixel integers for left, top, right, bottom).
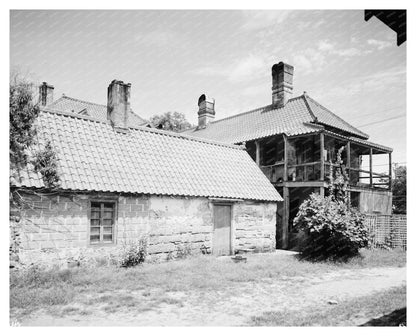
<box><xmin>301</xmin><ymin>94</ymin><xmax>318</xmax><ymax>121</ymax></box>
<box><xmin>41</xmin><ymin>107</ymin><xmax>106</xmax><ymax>123</ymax></box>
<box><xmin>210</xmin><ymin>105</ymin><xmax>270</xmax><ymax>125</ymax></box>
<box><xmin>49</xmin><ymin>95</ymin><xmax>145</xmax><ymax>120</ymax></box>
<box><xmin>41</xmin><ymin>108</ymin><xmax>243</xmax><ymax>150</ymax></box>
<box><xmin>44</xmin><ymin>95</ymin><xmax>64</xmax><ymax>109</ymax></box>
<box><xmin>182</xmin><ymin>94</ymin><xmax>306</xmax><ymax>134</ymax></box>
<box><xmin>66</xmin><ymin>94</ymin><xmax>105</xmax><ymax>107</ymax></box>
<box><xmin>212</xmin><ymin>94</ymin><xmax>306</xmax><ymax>124</ymax></box>
<box><xmin>305</xmin><ymin>94</ymin><xmax>369</xmax><ymax>139</ymax></box>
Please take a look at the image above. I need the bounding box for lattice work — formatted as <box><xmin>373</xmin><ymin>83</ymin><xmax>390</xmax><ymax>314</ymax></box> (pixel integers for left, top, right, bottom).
<box><xmin>365</xmin><ymin>214</ymin><xmax>407</xmax><ymax>250</ymax></box>
<box><xmin>390</xmin><ymin>215</ymin><xmax>407</xmax><ymax>249</ymax></box>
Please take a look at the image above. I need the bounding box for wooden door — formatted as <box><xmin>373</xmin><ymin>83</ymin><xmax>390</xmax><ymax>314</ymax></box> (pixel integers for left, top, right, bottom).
<box><xmin>213</xmin><ymin>204</ymin><xmax>232</xmax><ymax>256</ymax></box>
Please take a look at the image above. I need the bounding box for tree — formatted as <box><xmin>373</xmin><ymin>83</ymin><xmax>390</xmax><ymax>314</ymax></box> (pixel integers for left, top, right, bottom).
<box><xmin>150</xmin><ymin>111</ymin><xmax>193</xmax><ymax>132</ymax></box>
<box><xmin>10</xmin><ymin>73</ymin><xmax>60</xmax><ymax>266</ymax></box>
<box><xmin>392</xmin><ymin>165</ymin><xmax>406</xmax><ymax>214</ymax></box>
<box><xmin>9</xmin><ymin>73</ymin><xmax>60</xmax><ymax>189</ymax></box>
<box><xmin>9</xmin><ymin>73</ymin><xmax>40</xmax><ymax>172</ymax></box>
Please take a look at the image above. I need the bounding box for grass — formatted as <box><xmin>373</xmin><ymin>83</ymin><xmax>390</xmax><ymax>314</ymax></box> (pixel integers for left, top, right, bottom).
<box><xmin>10</xmin><ymin>248</ymin><xmax>406</xmax><ymax>318</ymax></box>
<box><xmin>251</xmin><ymin>285</ymin><xmax>406</xmax><ymax>326</ymax></box>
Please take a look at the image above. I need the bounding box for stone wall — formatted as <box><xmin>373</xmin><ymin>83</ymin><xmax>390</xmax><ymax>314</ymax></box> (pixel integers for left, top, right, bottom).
<box><xmin>233</xmin><ymin>201</ymin><xmax>276</xmax><ymax>252</ymax></box>
<box><xmin>146</xmin><ymin>196</ymin><xmax>213</xmax><ymax>257</ymax></box>
<box><xmin>12</xmin><ymin>190</ymin><xmax>276</xmax><ymax>266</ymax></box>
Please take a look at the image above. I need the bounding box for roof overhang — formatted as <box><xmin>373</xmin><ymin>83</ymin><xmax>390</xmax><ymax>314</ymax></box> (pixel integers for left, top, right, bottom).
<box><xmin>323</xmin><ymin>130</ymin><xmax>393</xmax><ymax>153</ymax></box>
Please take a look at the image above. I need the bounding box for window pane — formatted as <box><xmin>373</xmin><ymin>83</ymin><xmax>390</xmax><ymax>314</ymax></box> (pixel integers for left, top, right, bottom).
<box><xmin>91</xmin><ymin>211</ymin><xmax>100</xmax><ymax>219</ymax></box>
<box><xmin>103</xmin><ymin>219</ymin><xmax>113</xmax><ymax>226</ymax></box>
<box><xmin>90</xmin><ymin>227</ymin><xmax>100</xmax><ymax>235</ymax></box>
<box><xmin>103</xmin><ymin>226</ymin><xmax>112</xmax><ymax>234</ymax></box>
<box><xmin>90</xmin><ymin>235</ymin><xmax>100</xmax><ymax>243</ymax></box>
<box><xmin>104</xmin><ymin>203</ymin><xmax>114</xmax><ymax>210</ymax></box>
<box><xmin>103</xmin><ymin>211</ymin><xmax>113</xmax><ymax>219</ymax></box>
<box><xmin>91</xmin><ymin>219</ymin><xmax>100</xmax><ymax>226</ymax></box>
<box><xmin>103</xmin><ymin>234</ymin><xmax>113</xmax><ymax>242</ymax></box>
<box><xmin>91</xmin><ymin>202</ymin><xmax>101</xmax><ymax>209</ymax></box>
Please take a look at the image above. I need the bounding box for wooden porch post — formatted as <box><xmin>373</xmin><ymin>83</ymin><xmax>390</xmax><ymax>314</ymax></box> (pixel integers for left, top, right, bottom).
<box><xmin>346</xmin><ymin>141</ymin><xmax>351</xmax><ymax>181</ymax></box>
<box><xmin>283</xmin><ymin>134</ymin><xmax>288</xmax><ymax>182</ymax></box>
<box><xmin>282</xmin><ymin>134</ymin><xmax>289</xmax><ymax>249</ymax></box>
<box><xmin>282</xmin><ymin>186</ymin><xmax>289</xmax><ymax>249</ymax></box>
<box><xmin>389</xmin><ymin>152</ymin><xmax>392</xmax><ymax>190</ymax></box>
<box><xmin>320</xmin><ymin>132</ymin><xmax>325</xmax><ymax>181</ymax></box>
<box><xmin>255</xmin><ymin>140</ymin><xmax>261</xmax><ymax>166</ymax></box>
<box><xmin>369</xmin><ymin>147</ymin><xmax>373</xmax><ymax>188</ymax></box>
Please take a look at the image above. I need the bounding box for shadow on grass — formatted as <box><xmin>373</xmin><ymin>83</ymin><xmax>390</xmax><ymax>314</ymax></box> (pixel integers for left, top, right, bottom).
<box><xmin>294</xmin><ymin>252</ymin><xmax>363</xmax><ymax>264</ymax></box>
<box><xmin>294</xmin><ymin>248</ymin><xmax>406</xmax><ymax>268</ymax></box>
<box><xmin>360</xmin><ymin>308</ymin><xmax>406</xmax><ymax>326</ymax></box>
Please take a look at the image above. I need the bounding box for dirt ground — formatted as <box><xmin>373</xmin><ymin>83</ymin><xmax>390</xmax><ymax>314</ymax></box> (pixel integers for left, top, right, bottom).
<box><xmin>15</xmin><ymin>266</ymin><xmax>406</xmax><ymax>326</ymax></box>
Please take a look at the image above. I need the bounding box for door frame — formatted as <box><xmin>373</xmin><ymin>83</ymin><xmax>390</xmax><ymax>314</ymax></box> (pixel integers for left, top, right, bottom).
<box><xmin>211</xmin><ymin>201</ymin><xmax>234</xmax><ymax>256</ymax></box>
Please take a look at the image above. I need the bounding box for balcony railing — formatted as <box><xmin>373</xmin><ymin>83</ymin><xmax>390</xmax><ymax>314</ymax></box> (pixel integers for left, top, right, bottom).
<box><xmin>260</xmin><ymin>163</ymin><xmax>284</xmax><ymax>183</ymax></box>
<box><xmin>324</xmin><ymin>164</ymin><xmax>390</xmax><ymax>189</ymax></box>
<box><xmin>260</xmin><ymin>161</ymin><xmax>391</xmax><ymax>189</ymax></box>
<box><xmin>287</xmin><ymin>161</ymin><xmax>321</xmax><ymax>182</ymax></box>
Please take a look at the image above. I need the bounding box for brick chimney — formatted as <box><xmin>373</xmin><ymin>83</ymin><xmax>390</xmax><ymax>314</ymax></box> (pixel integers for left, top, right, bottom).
<box><xmin>107</xmin><ymin>80</ymin><xmax>131</xmax><ymax>131</ymax></box>
<box><xmin>197</xmin><ymin>94</ymin><xmax>215</xmax><ymax>129</ymax></box>
<box><xmin>272</xmin><ymin>62</ymin><xmax>294</xmax><ymax>108</ymax></box>
<box><xmin>38</xmin><ymin>82</ymin><xmax>54</xmax><ymax>107</ymax></box>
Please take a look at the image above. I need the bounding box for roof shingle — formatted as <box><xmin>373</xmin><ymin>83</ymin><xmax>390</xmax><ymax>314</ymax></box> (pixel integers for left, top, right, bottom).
<box><xmin>47</xmin><ymin>95</ymin><xmax>148</xmax><ymax>128</ymax></box>
<box><xmin>12</xmin><ymin>110</ymin><xmax>281</xmax><ymax>202</ymax></box>
<box><xmin>304</xmin><ymin>95</ymin><xmax>369</xmax><ymax>139</ymax></box>
<box><xmin>183</xmin><ymin>94</ymin><xmax>370</xmax><ymax>143</ymax></box>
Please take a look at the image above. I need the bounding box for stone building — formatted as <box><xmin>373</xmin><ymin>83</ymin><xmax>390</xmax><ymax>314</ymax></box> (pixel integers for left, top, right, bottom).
<box><xmin>11</xmin><ymin>80</ymin><xmax>281</xmax><ymax>265</ymax></box>
<box><xmin>184</xmin><ymin>62</ymin><xmax>393</xmax><ymax>249</ymax></box>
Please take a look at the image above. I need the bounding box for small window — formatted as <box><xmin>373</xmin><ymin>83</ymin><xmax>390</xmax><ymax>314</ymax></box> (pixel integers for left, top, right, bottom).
<box><xmin>90</xmin><ymin>201</ymin><xmax>116</xmax><ymax>244</ymax></box>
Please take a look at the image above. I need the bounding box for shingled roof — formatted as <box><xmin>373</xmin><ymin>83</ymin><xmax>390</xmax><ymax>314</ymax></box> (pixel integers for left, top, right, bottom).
<box><xmin>12</xmin><ymin>110</ymin><xmax>281</xmax><ymax>202</ymax></box>
<box><xmin>47</xmin><ymin>95</ymin><xmax>148</xmax><ymax>128</ymax></box>
<box><xmin>183</xmin><ymin>93</ymin><xmax>369</xmax><ymax>143</ymax></box>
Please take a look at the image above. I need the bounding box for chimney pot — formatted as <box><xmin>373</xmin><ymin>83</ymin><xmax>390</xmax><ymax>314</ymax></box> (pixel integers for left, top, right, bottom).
<box><xmin>39</xmin><ymin>82</ymin><xmax>54</xmax><ymax>107</ymax></box>
<box><xmin>197</xmin><ymin>94</ymin><xmax>215</xmax><ymax>129</ymax></box>
<box><xmin>107</xmin><ymin>79</ymin><xmax>131</xmax><ymax>131</ymax></box>
<box><xmin>272</xmin><ymin>62</ymin><xmax>294</xmax><ymax>107</ymax></box>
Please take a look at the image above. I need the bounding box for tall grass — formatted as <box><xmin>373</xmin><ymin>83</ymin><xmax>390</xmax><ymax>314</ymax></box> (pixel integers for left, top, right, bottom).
<box><xmin>10</xmin><ymin>248</ymin><xmax>406</xmax><ymax>314</ymax></box>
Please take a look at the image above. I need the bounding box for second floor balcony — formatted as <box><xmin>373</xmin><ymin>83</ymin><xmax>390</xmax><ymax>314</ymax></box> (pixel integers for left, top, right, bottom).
<box><xmin>249</xmin><ymin>131</ymin><xmax>392</xmax><ymax>190</ymax></box>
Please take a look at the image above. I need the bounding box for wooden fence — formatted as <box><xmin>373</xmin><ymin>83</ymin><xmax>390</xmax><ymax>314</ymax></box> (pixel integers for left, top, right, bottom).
<box><xmin>365</xmin><ymin>214</ymin><xmax>407</xmax><ymax>250</ymax></box>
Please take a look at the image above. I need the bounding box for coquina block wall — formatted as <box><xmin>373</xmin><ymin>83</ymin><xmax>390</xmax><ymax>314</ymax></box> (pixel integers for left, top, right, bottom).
<box><xmin>12</xmin><ymin>191</ymin><xmax>276</xmax><ymax>266</ymax></box>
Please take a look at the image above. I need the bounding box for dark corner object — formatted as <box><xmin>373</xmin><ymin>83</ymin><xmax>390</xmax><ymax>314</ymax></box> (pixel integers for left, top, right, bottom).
<box><xmin>360</xmin><ymin>307</ymin><xmax>406</xmax><ymax>326</ymax></box>
<box><xmin>365</xmin><ymin>10</ymin><xmax>406</xmax><ymax>46</ymax></box>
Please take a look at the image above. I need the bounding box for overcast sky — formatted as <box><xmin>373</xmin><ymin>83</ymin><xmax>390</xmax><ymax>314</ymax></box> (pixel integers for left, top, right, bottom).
<box><xmin>10</xmin><ymin>10</ymin><xmax>406</xmax><ymax>167</ymax></box>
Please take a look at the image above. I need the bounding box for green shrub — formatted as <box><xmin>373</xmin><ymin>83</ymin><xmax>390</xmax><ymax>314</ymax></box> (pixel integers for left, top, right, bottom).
<box><xmin>118</xmin><ymin>237</ymin><xmax>148</xmax><ymax>267</ymax></box>
<box><xmin>293</xmin><ymin>193</ymin><xmax>368</xmax><ymax>261</ymax></box>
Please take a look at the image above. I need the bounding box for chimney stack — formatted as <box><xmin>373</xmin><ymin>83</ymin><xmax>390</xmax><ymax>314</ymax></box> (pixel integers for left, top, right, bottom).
<box><xmin>197</xmin><ymin>94</ymin><xmax>215</xmax><ymax>129</ymax></box>
<box><xmin>39</xmin><ymin>82</ymin><xmax>54</xmax><ymax>107</ymax></box>
<box><xmin>272</xmin><ymin>62</ymin><xmax>294</xmax><ymax>108</ymax></box>
<box><xmin>107</xmin><ymin>80</ymin><xmax>131</xmax><ymax>131</ymax></box>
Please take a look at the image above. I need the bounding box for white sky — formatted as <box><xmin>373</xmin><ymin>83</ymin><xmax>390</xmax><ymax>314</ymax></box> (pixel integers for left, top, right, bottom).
<box><xmin>10</xmin><ymin>10</ymin><xmax>406</xmax><ymax>168</ymax></box>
